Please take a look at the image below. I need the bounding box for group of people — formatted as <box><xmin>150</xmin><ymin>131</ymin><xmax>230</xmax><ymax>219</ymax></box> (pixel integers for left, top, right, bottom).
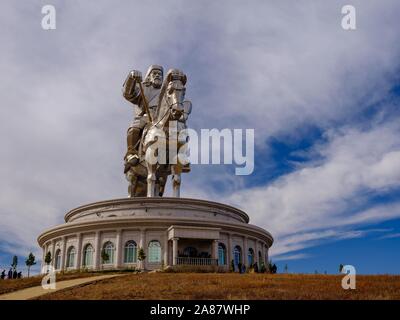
<box><xmin>0</xmin><ymin>268</ymin><xmax>22</xmax><ymax>280</ymax></box>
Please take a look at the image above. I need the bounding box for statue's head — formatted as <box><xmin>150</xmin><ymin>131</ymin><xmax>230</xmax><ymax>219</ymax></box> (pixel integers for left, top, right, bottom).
<box><xmin>165</xmin><ymin>69</ymin><xmax>187</xmax><ymax>119</ymax></box>
<box><xmin>144</xmin><ymin>65</ymin><xmax>163</xmax><ymax>89</ymax></box>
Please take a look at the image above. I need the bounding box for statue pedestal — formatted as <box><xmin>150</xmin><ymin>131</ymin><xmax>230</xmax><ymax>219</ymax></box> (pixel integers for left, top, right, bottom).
<box><xmin>38</xmin><ymin>197</ymin><xmax>273</xmax><ymax>272</ymax></box>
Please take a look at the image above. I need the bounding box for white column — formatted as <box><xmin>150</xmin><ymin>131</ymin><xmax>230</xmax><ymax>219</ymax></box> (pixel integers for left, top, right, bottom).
<box><xmin>139</xmin><ymin>229</ymin><xmax>146</xmax><ymax>270</ymax></box>
<box><xmin>51</xmin><ymin>240</ymin><xmax>56</xmax><ymax>268</ymax></box>
<box><xmin>163</xmin><ymin>234</ymin><xmax>168</xmax><ymax>267</ymax></box>
<box><xmin>43</xmin><ymin>243</ymin><xmax>48</xmax><ymax>273</ymax></box>
<box><xmin>60</xmin><ymin>236</ymin><xmax>67</xmax><ymax>271</ymax></box>
<box><xmin>115</xmin><ymin>229</ymin><xmax>122</xmax><ymax>268</ymax></box>
<box><xmin>43</xmin><ymin>243</ymin><xmax>49</xmax><ymax>273</ymax></box>
<box><xmin>264</xmin><ymin>244</ymin><xmax>268</xmax><ymax>265</ymax></box>
<box><xmin>43</xmin><ymin>243</ymin><xmax>47</xmax><ymax>262</ymax></box>
<box><xmin>255</xmin><ymin>240</ymin><xmax>259</xmax><ymax>267</ymax></box>
<box><xmin>172</xmin><ymin>237</ymin><xmax>179</xmax><ymax>265</ymax></box>
<box><xmin>75</xmin><ymin>233</ymin><xmax>82</xmax><ymax>270</ymax></box>
<box><xmin>243</xmin><ymin>236</ymin><xmax>248</xmax><ymax>267</ymax></box>
<box><xmin>94</xmin><ymin>231</ymin><xmax>101</xmax><ymax>270</ymax></box>
<box><xmin>260</xmin><ymin>243</ymin><xmax>265</xmax><ymax>267</ymax></box>
<box><xmin>227</xmin><ymin>233</ymin><xmax>232</xmax><ymax>267</ymax></box>
<box><xmin>212</xmin><ymin>240</ymin><xmax>219</xmax><ymax>261</ymax></box>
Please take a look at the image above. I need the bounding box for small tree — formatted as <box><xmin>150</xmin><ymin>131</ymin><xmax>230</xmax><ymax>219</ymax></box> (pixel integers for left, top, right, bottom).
<box><xmin>237</xmin><ymin>262</ymin><xmax>242</xmax><ymax>273</ymax></box>
<box><xmin>268</xmin><ymin>259</ymin><xmax>276</xmax><ymax>274</ymax></box>
<box><xmin>25</xmin><ymin>253</ymin><xmax>36</xmax><ymax>278</ymax></box>
<box><xmin>101</xmin><ymin>249</ymin><xmax>110</xmax><ymax>265</ymax></box>
<box><xmin>268</xmin><ymin>260</ymin><xmax>277</xmax><ymax>274</ymax></box>
<box><xmin>137</xmin><ymin>247</ymin><xmax>146</xmax><ymax>270</ymax></box>
<box><xmin>11</xmin><ymin>255</ymin><xmax>18</xmax><ymax>271</ymax></box>
<box><xmin>260</xmin><ymin>262</ymin><xmax>266</xmax><ymax>273</ymax></box>
<box><xmin>230</xmin><ymin>259</ymin><xmax>235</xmax><ymax>272</ymax></box>
<box><xmin>44</xmin><ymin>252</ymin><xmax>52</xmax><ymax>273</ymax></box>
<box><xmin>44</xmin><ymin>252</ymin><xmax>52</xmax><ymax>265</ymax></box>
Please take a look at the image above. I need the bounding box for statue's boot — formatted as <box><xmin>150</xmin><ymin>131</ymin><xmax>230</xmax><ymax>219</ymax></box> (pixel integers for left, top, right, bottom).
<box><xmin>182</xmin><ymin>163</ymin><xmax>191</xmax><ymax>173</ymax></box>
<box><xmin>124</xmin><ymin>127</ymin><xmax>141</xmax><ymax>173</ymax></box>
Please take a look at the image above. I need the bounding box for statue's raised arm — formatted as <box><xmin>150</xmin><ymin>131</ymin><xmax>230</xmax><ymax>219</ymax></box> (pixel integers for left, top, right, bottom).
<box><xmin>122</xmin><ymin>70</ymin><xmax>142</xmax><ymax>104</ymax></box>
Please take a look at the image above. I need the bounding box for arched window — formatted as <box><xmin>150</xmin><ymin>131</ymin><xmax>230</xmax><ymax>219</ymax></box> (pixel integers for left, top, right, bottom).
<box><xmin>234</xmin><ymin>245</ymin><xmax>242</xmax><ymax>266</ymax></box>
<box><xmin>248</xmin><ymin>248</ymin><xmax>254</xmax><ymax>266</ymax></box>
<box><xmin>102</xmin><ymin>241</ymin><xmax>115</xmax><ymax>264</ymax></box>
<box><xmin>183</xmin><ymin>246</ymin><xmax>197</xmax><ymax>257</ymax></box>
<box><xmin>83</xmin><ymin>244</ymin><xmax>94</xmax><ymax>267</ymax></box>
<box><xmin>55</xmin><ymin>249</ymin><xmax>62</xmax><ymax>270</ymax></box>
<box><xmin>66</xmin><ymin>247</ymin><xmax>76</xmax><ymax>268</ymax></box>
<box><xmin>258</xmin><ymin>251</ymin><xmax>262</xmax><ymax>265</ymax></box>
<box><xmin>148</xmin><ymin>240</ymin><xmax>161</xmax><ymax>263</ymax></box>
<box><xmin>218</xmin><ymin>243</ymin><xmax>226</xmax><ymax>265</ymax></box>
<box><xmin>124</xmin><ymin>240</ymin><xmax>137</xmax><ymax>263</ymax></box>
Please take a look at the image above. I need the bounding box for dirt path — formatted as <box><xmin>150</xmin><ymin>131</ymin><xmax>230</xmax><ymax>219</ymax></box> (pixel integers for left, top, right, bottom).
<box><xmin>0</xmin><ymin>274</ymin><xmax>122</xmax><ymax>300</ymax></box>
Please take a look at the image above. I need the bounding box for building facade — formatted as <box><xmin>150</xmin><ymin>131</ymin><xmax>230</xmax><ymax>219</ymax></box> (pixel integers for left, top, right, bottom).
<box><xmin>38</xmin><ymin>197</ymin><xmax>273</xmax><ymax>272</ymax></box>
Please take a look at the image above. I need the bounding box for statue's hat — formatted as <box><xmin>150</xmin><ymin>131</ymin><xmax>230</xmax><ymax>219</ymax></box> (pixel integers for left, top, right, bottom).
<box><xmin>144</xmin><ymin>65</ymin><xmax>164</xmax><ymax>81</ymax></box>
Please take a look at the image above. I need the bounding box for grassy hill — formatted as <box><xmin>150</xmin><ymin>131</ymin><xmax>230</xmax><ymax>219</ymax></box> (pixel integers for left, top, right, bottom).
<box><xmin>35</xmin><ymin>273</ymin><xmax>400</xmax><ymax>300</ymax></box>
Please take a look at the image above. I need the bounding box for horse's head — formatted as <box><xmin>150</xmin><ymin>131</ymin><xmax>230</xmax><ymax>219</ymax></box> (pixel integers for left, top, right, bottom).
<box><xmin>164</xmin><ymin>69</ymin><xmax>187</xmax><ymax>120</ymax></box>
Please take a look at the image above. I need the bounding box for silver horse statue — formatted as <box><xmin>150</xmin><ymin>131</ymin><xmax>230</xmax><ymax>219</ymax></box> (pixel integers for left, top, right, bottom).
<box><xmin>125</xmin><ymin>69</ymin><xmax>192</xmax><ymax>197</ymax></box>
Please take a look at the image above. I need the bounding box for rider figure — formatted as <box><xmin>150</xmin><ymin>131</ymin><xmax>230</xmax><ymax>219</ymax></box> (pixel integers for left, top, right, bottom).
<box><xmin>122</xmin><ymin>65</ymin><xmax>163</xmax><ymax>173</ymax></box>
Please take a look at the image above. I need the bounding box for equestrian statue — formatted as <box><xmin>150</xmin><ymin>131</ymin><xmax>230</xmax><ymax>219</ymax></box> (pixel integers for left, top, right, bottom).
<box><xmin>122</xmin><ymin>65</ymin><xmax>192</xmax><ymax>197</ymax></box>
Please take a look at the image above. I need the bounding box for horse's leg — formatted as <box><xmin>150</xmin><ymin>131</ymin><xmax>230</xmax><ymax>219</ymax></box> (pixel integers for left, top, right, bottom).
<box><xmin>128</xmin><ymin>184</ymin><xmax>133</xmax><ymax>198</ymax></box>
<box><xmin>146</xmin><ymin>164</ymin><xmax>157</xmax><ymax>197</ymax></box>
<box><xmin>128</xmin><ymin>175</ymin><xmax>138</xmax><ymax>198</ymax></box>
<box><xmin>171</xmin><ymin>164</ymin><xmax>182</xmax><ymax>197</ymax></box>
<box><xmin>146</xmin><ymin>145</ymin><xmax>157</xmax><ymax>197</ymax></box>
<box><xmin>154</xmin><ymin>180</ymin><xmax>160</xmax><ymax>197</ymax></box>
<box><xmin>159</xmin><ymin>175</ymin><xmax>167</xmax><ymax>197</ymax></box>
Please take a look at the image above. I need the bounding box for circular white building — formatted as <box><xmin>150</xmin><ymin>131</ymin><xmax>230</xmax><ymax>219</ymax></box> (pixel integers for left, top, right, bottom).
<box><xmin>38</xmin><ymin>197</ymin><xmax>273</xmax><ymax>272</ymax></box>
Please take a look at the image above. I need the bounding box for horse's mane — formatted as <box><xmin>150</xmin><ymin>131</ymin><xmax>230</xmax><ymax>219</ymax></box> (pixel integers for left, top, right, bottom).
<box><xmin>155</xmin><ymin>69</ymin><xmax>186</xmax><ymax>121</ymax></box>
<box><xmin>155</xmin><ymin>76</ymin><xmax>169</xmax><ymax>121</ymax></box>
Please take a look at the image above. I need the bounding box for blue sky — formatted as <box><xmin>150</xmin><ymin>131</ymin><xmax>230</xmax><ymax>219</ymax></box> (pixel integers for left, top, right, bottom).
<box><xmin>0</xmin><ymin>1</ymin><xmax>400</xmax><ymax>275</ymax></box>
<box><xmin>275</xmin><ymin>218</ymin><xmax>400</xmax><ymax>275</ymax></box>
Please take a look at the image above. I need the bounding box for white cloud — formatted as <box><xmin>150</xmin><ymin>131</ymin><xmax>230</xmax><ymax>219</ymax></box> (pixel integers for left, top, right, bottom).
<box><xmin>273</xmin><ymin>253</ymin><xmax>311</xmax><ymax>262</ymax></box>
<box><xmin>379</xmin><ymin>233</ymin><xmax>400</xmax><ymax>239</ymax></box>
<box><xmin>0</xmin><ymin>0</ymin><xmax>399</xmax><ymax>262</ymax></box>
<box><xmin>226</xmin><ymin>120</ymin><xmax>400</xmax><ymax>256</ymax></box>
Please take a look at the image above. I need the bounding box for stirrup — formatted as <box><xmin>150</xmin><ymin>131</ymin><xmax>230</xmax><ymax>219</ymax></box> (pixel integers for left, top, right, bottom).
<box><xmin>124</xmin><ymin>154</ymin><xmax>139</xmax><ymax>174</ymax></box>
<box><xmin>127</xmin><ymin>154</ymin><xmax>139</xmax><ymax>166</ymax></box>
<box><xmin>182</xmin><ymin>163</ymin><xmax>191</xmax><ymax>173</ymax></box>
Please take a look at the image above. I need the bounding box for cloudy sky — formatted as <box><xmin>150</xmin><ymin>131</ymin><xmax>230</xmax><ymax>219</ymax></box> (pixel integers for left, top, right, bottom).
<box><xmin>1</xmin><ymin>0</ymin><xmax>399</xmax><ymax>274</ymax></box>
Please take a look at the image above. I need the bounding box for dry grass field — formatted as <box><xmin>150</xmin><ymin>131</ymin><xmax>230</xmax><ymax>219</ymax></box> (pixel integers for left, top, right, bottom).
<box><xmin>0</xmin><ymin>271</ymin><xmax>104</xmax><ymax>295</ymax></box>
<box><xmin>36</xmin><ymin>273</ymin><xmax>400</xmax><ymax>300</ymax></box>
